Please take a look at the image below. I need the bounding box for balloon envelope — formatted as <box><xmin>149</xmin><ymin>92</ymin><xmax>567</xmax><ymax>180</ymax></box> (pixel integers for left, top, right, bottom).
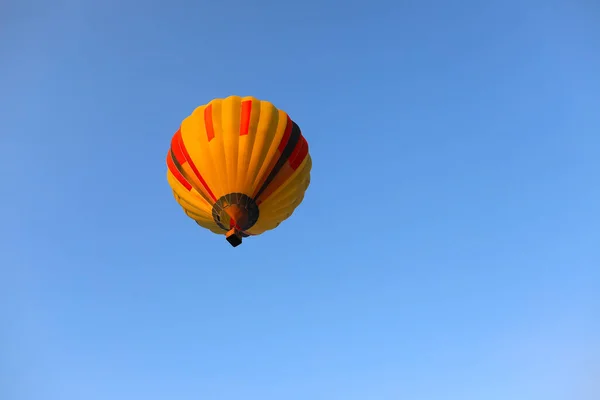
<box><xmin>166</xmin><ymin>95</ymin><xmax>311</xmax><ymax>246</ymax></box>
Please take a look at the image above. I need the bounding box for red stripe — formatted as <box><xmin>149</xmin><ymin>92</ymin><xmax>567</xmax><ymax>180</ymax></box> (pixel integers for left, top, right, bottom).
<box><xmin>240</xmin><ymin>100</ymin><xmax>252</xmax><ymax>136</ymax></box>
<box><xmin>277</xmin><ymin>116</ymin><xmax>292</xmax><ymax>152</ymax></box>
<box><xmin>205</xmin><ymin>104</ymin><xmax>215</xmax><ymax>141</ymax></box>
<box><xmin>166</xmin><ymin>152</ymin><xmax>192</xmax><ymax>191</ymax></box>
<box><xmin>173</xmin><ymin>129</ymin><xmax>217</xmax><ymax>202</ymax></box>
<box><xmin>170</xmin><ymin>129</ymin><xmax>187</xmax><ymax>163</ymax></box>
<box><xmin>288</xmin><ymin>135</ymin><xmax>308</xmax><ymax>170</ymax></box>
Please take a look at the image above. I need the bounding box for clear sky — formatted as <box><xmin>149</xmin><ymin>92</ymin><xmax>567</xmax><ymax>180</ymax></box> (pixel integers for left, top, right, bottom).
<box><xmin>1</xmin><ymin>1</ymin><xmax>599</xmax><ymax>399</ymax></box>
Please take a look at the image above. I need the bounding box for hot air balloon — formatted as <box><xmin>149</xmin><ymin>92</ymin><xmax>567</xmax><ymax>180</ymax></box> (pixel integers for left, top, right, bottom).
<box><xmin>166</xmin><ymin>95</ymin><xmax>311</xmax><ymax>247</ymax></box>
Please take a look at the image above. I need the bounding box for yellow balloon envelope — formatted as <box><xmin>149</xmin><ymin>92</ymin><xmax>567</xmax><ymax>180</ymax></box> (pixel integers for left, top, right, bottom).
<box><xmin>166</xmin><ymin>95</ymin><xmax>311</xmax><ymax>247</ymax></box>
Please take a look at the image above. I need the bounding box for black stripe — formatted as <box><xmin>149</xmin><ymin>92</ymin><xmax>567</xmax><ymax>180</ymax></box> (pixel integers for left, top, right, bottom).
<box><xmin>254</xmin><ymin>121</ymin><xmax>302</xmax><ymax>201</ymax></box>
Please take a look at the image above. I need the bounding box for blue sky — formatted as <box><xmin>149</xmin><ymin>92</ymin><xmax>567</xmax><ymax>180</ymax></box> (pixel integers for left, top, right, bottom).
<box><xmin>1</xmin><ymin>0</ymin><xmax>599</xmax><ymax>399</ymax></box>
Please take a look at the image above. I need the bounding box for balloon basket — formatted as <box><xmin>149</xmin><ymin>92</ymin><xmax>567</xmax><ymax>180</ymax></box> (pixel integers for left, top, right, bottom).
<box><xmin>226</xmin><ymin>228</ymin><xmax>243</xmax><ymax>247</ymax></box>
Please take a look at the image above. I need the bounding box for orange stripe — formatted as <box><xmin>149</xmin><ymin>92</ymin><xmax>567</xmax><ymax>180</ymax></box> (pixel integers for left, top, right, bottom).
<box><xmin>166</xmin><ymin>152</ymin><xmax>192</xmax><ymax>191</ymax></box>
<box><xmin>204</xmin><ymin>104</ymin><xmax>215</xmax><ymax>141</ymax></box>
<box><xmin>289</xmin><ymin>135</ymin><xmax>308</xmax><ymax>170</ymax></box>
<box><xmin>278</xmin><ymin>116</ymin><xmax>292</xmax><ymax>152</ymax></box>
<box><xmin>253</xmin><ymin>117</ymin><xmax>300</xmax><ymax>200</ymax></box>
<box><xmin>255</xmin><ymin>133</ymin><xmax>308</xmax><ymax>205</ymax></box>
<box><xmin>173</xmin><ymin>129</ymin><xmax>217</xmax><ymax>202</ymax></box>
<box><xmin>240</xmin><ymin>100</ymin><xmax>252</xmax><ymax>136</ymax></box>
<box><xmin>255</xmin><ymin>163</ymin><xmax>294</xmax><ymax>205</ymax></box>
